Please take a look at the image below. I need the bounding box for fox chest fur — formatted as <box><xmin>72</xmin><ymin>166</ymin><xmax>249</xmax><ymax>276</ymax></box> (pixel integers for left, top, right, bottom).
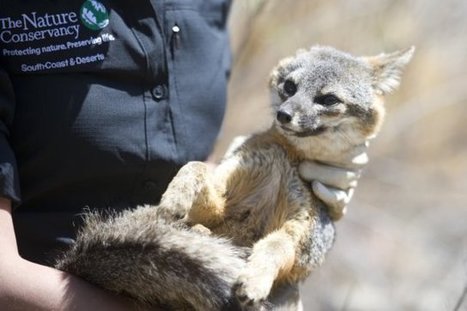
<box><xmin>175</xmin><ymin>128</ymin><xmax>330</xmax><ymax>285</ymax></box>
<box><xmin>205</xmin><ymin>132</ymin><xmax>318</xmax><ymax>249</ymax></box>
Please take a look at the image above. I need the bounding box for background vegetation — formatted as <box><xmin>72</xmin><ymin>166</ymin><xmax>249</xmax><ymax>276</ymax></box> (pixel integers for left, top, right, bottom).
<box><xmin>214</xmin><ymin>1</ymin><xmax>467</xmax><ymax>310</ymax></box>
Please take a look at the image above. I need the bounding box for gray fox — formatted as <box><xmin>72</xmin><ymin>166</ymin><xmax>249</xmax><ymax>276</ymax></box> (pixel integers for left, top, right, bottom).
<box><xmin>56</xmin><ymin>45</ymin><xmax>414</xmax><ymax>310</ymax></box>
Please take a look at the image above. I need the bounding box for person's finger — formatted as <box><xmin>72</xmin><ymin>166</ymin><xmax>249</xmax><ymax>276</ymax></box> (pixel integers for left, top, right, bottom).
<box><xmin>299</xmin><ymin>161</ymin><xmax>360</xmax><ymax>190</ymax></box>
<box><xmin>312</xmin><ymin>181</ymin><xmax>354</xmax><ymax>220</ymax></box>
<box><xmin>320</xmin><ymin>141</ymin><xmax>370</xmax><ymax>169</ymax></box>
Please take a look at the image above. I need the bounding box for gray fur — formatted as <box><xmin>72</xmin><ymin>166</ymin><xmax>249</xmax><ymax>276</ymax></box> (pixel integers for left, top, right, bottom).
<box><xmin>56</xmin><ymin>208</ymin><xmax>248</xmax><ymax>310</ymax></box>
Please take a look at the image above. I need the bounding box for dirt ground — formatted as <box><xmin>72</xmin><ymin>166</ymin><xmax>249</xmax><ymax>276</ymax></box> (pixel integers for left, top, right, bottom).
<box><xmin>215</xmin><ymin>1</ymin><xmax>467</xmax><ymax>310</ymax></box>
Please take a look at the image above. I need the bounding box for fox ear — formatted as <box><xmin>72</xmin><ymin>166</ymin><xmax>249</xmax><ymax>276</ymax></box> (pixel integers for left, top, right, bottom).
<box><xmin>269</xmin><ymin>56</ymin><xmax>295</xmax><ymax>88</ymax></box>
<box><xmin>364</xmin><ymin>46</ymin><xmax>415</xmax><ymax>95</ymax></box>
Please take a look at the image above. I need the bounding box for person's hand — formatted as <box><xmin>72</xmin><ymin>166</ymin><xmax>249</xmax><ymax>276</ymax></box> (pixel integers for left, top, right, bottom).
<box><xmin>298</xmin><ymin>142</ymin><xmax>370</xmax><ymax>221</ymax></box>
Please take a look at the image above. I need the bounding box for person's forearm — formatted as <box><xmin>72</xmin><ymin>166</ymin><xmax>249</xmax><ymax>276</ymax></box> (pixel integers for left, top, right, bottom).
<box><xmin>0</xmin><ymin>198</ymin><xmax>138</xmax><ymax>311</ymax></box>
<box><xmin>1</xmin><ymin>256</ymin><xmax>138</xmax><ymax>311</ymax></box>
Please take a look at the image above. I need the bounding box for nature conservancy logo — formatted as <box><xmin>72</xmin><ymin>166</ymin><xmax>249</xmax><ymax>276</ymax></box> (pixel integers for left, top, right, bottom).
<box><xmin>0</xmin><ymin>1</ymin><xmax>109</xmax><ymax>44</ymax></box>
<box><xmin>1</xmin><ymin>1</ymin><xmax>115</xmax><ymax>73</ymax></box>
<box><xmin>80</xmin><ymin>0</ymin><xmax>109</xmax><ymax>31</ymax></box>
<box><xmin>0</xmin><ymin>11</ymin><xmax>80</xmax><ymax>43</ymax></box>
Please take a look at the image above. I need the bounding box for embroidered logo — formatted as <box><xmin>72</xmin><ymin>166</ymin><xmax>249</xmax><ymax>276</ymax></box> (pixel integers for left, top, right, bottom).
<box><xmin>80</xmin><ymin>0</ymin><xmax>109</xmax><ymax>31</ymax></box>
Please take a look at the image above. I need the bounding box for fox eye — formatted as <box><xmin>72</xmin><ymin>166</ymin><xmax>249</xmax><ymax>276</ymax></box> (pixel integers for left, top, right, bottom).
<box><xmin>283</xmin><ymin>80</ymin><xmax>297</xmax><ymax>96</ymax></box>
<box><xmin>315</xmin><ymin>94</ymin><xmax>341</xmax><ymax>106</ymax></box>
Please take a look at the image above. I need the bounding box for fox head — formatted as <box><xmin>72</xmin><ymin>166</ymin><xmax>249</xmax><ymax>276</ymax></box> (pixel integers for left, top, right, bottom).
<box><xmin>269</xmin><ymin>45</ymin><xmax>414</xmax><ymax>161</ymax></box>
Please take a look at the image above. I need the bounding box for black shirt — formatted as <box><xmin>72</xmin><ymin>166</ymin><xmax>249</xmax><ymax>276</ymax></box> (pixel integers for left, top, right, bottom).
<box><xmin>0</xmin><ymin>0</ymin><xmax>231</xmax><ymax>264</ymax></box>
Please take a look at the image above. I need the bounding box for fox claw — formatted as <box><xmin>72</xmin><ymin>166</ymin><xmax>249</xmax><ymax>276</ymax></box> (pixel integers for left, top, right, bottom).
<box><xmin>234</xmin><ymin>275</ymin><xmax>271</xmax><ymax>310</ymax></box>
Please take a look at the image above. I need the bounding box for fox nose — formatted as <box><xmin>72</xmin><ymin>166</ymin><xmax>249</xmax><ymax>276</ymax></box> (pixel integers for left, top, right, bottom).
<box><xmin>276</xmin><ymin>110</ymin><xmax>292</xmax><ymax>124</ymax></box>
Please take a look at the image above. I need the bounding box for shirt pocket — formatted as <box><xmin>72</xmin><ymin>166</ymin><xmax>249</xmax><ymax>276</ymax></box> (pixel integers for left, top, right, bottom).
<box><xmin>163</xmin><ymin>0</ymin><xmax>231</xmax><ymax>161</ymax></box>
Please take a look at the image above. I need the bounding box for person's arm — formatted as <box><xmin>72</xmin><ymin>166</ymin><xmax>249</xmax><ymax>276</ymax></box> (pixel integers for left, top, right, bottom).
<box><xmin>0</xmin><ymin>64</ymin><xmax>139</xmax><ymax>310</ymax></box>
<box><xmin>0</xmin><ymin>201</ymin><xmax>140</xmax><ymax>311</ymax></box>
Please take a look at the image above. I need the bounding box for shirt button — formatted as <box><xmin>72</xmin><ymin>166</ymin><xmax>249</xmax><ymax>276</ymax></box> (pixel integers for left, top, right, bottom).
<box><xmin>152</xmin><ymin>85</ymin><xmax>165</xmax><ymax>101</ymax></box>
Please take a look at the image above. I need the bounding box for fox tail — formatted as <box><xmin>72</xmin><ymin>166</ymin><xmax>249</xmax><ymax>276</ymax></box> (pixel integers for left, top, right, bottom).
<box><xmin>55</xmin><ymin>207</ymin><xmax>247</xmax><ymax>310</ymax></box>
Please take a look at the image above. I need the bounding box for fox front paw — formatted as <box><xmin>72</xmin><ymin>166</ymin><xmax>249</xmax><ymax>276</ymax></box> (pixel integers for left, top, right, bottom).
<box><xmin>234</xmin><ymin>272</ymin><xmax>273</xmax><ymax>310</ymax></box>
